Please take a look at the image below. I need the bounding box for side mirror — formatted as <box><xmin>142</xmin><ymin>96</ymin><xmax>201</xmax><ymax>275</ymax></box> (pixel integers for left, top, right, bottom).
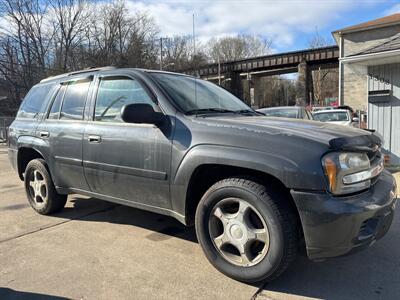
<box><xmin>121</xmin><ymin>103</ymin><xmax>164</xmax><ymax>125</ymax></box>
<box><xmin>352</xmin><ymin>117</ymin><xmax>360</xmax><ymax>123</ymax></box>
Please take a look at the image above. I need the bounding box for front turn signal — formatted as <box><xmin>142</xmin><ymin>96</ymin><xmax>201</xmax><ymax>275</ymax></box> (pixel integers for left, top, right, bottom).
<box><xmin>323</xmin><ymin>157</ymin><xmax>337</xmax><ymax>192</ymax></box>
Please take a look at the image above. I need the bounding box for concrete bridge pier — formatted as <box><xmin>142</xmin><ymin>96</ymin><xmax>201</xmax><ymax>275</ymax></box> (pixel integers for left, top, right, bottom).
<box><xmin>252</xmin><ymin>77</ymin><xmax>265</xmax><ymax>108</ymax></box>
<box><xmin>242</xmin><ymin>77</ymin><xmax>252</xmax><ymax>106</ymax></box>
<box><xmin>225</xmin><ymin>71</ymin><xmax>243</xmax><ymax>100</ymax></box>
<box><xmin>296</xmin><ymin>60</ymin><xmax>311</xmax><ymax>106</ymax></box>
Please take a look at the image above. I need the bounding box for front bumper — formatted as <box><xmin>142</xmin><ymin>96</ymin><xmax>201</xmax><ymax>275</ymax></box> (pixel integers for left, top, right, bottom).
<box><xmin>291</xmin><ymin>170</ymin><xmax>397</xmax><ymax>260</ymax></box>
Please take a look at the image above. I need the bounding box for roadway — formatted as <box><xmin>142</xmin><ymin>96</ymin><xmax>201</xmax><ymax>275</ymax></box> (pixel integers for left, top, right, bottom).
<box><xmin>0</xmin><ymin>146</ymin><xmax>399</xmax><ymax>300</ymax></box>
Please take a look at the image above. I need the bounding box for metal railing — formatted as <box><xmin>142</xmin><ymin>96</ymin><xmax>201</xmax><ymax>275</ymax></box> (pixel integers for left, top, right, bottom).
<box><xmin>0</xmin><ymin>117</ymin><xmax>14</xmax><ymax>143</ymax></box>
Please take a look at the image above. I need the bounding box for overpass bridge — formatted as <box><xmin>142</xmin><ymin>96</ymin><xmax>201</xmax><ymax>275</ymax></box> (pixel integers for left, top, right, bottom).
<box><xmin>186</xmin><ymin>46</ymin><xmax>339</xmax><ymax>106</ymax></box>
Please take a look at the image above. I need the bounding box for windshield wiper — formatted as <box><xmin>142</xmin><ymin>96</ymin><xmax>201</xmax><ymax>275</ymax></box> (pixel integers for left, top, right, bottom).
<box><xmin>233</xmin><ymin>109</ymin><xmax>259</xmax><ymax>115</ymax></box>
<box><xmin>185</xmin><ymin>108</ymin><xmax>236</xmax><ymax>115</ymax></box>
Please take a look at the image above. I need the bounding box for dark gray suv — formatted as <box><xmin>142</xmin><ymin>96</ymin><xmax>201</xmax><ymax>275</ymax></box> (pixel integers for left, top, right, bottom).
<box><xmin>8</xmin><ymin>67</ymin><xmax>397</xmax><ymax>283</ymax></box>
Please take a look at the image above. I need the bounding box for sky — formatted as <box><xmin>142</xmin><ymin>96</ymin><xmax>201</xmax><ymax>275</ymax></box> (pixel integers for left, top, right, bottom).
<box><xmin>127</xmin><ymin>0</ymin><xmax>400</xmax><ymax>53</ymax></box>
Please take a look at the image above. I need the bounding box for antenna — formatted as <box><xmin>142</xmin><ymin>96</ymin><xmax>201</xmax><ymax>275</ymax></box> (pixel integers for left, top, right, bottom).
<box><xmin>193</xmin><ymin>13</ymin><xmax>196</xmax><ymax>55</ymax></box>
<box><xmin>193</xmin><ymin>13</ymin><xmax>198</xmax><ymax>117</ymax></box>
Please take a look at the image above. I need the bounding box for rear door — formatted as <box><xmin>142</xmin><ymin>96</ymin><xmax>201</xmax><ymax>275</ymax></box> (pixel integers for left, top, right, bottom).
<box><xmin>37</xmin><ymin>76</ymin><xmax>93</xmax><ymax>190</ymax></box>
<box><xmin>83</xmin><ymin>73</ymin><xmax>173</xmax><ymax>209</ymax></box>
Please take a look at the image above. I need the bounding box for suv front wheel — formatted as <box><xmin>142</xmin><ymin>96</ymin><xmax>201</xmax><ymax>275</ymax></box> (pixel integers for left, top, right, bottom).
<box><xmin>195</xmin><ymin>177</ymin><xmax>298</xmax><ymax>283</ymax></box>
<box><xmin>24</xmin><ymin>159</ymin><xmax>67</xmax><ymax>215</ymax></box>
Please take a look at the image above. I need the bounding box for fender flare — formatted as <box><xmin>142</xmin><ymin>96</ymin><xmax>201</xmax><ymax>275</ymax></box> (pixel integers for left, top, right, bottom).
<box><xmin>16</xmin><ymin>135</ymin><xmax>49</xmax><ymax>178</ymax></box>
<box><xmin>170</xmin><ymin>144</ymin><xmax>302</xmax><ymax>220</ymax></box>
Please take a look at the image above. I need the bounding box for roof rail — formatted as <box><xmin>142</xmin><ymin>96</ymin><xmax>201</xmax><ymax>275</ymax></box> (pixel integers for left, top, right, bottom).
<box><xmin>40</xmin><ymin>66</ymin><xmax>116</xmax><ymax>83</ymax></box>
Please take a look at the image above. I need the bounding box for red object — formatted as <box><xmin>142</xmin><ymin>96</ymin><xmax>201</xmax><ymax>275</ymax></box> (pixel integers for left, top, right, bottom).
<box><xmin>329</xmin><ymin>100</ymin><xmax>338</xmax><ymax>107</ymax></box>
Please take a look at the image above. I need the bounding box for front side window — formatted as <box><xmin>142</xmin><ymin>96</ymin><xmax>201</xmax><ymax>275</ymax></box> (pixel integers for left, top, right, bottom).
<box><xmin>17</xmin><ymin>84</ymin><xmax>53</xmax><ymax>119</ymax></box>
<box><xmin>60</xmin><ymin>79</ymin><xmax>91</xmax><ymax>120</ymax></box>
<box><xmin>94</xmin><ymin>77</ymin><xmax>155</xmax><ymax>122</ymax></box>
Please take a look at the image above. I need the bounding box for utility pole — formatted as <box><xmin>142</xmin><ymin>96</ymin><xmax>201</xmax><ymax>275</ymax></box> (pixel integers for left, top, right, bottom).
<box><xmin>160</xmin><ymin>37</ymin><xmax>163</xmax><ymax>70</ymax></box>
<box><xmin>218</xmin><ymin>56</ymin><xmax>221</xmax><ymax>85</ymax></box>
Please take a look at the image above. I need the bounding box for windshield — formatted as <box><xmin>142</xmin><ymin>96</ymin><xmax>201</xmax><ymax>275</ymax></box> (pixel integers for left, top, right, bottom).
<box><xmin>313</xmin><ymin>111</ymin><xmax>349</xmax><ymax>122</ymax></box>
<box><xmin>262</xmin><ymin>108</ymin><xmax>298</xmax><ymax>118</ymax></box>
<box><xmin>151</xmin><ymin>73</ymin><xmax>251</xmax><ymax>114</ymax></box>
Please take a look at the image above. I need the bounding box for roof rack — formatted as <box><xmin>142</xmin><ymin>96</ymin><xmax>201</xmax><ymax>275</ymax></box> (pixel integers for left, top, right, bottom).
<box><xmin>40</xmin><ymin>66</ymin><xmax>116</xmax><ymax>83</ymax></box>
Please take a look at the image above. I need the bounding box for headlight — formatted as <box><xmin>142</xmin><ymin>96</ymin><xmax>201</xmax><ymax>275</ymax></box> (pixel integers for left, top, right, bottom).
<box><xmin>322</xmin><ymin>152</ymin><xmax>383</xmax><ymax>195</ymax></box>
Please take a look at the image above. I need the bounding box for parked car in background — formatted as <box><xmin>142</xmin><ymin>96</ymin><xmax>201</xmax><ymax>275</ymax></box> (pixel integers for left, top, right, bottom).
<box><xmin>257</xmin><ymin>106</ymin><xmax>313</xmax><ymax>120</ymax></box>
<box><xmin>337</xmin><ymin>105</ymin><xmax>356</xmax><ymax>116</ymax></box>
<box><xmin>311</xmin><ymin>106</ymin><xmax>336</xmax><ymax>112</ymax></box>
<box><xmin>313</xmin><ymin>109</ymin><xmax>358</xmax><ymax>127</ymax></box>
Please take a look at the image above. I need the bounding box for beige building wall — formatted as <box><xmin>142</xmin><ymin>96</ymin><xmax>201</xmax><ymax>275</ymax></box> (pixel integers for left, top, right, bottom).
<box><xmin>340</xmin><ymin>25</ymin><xmax>400</xmax><ymax>110</ymax></box>
<box><xmin>342</xmin><ymin>64</ymin><xmax>367</xmax><ymax>110</ymax></box>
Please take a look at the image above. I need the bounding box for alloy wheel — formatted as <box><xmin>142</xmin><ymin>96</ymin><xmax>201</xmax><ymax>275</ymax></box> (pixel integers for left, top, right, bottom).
<box><xmin>28</xmin><ymin>169</ymin><xmax>48</xmax><ymax>207</ymax></box>
<box><xmin>208</xmin><ymin>198</ymin><xmax>270</xmax><ymax>267</ymax></box>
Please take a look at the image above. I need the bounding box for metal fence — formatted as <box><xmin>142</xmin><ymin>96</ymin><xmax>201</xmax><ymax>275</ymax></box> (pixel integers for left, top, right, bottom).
<box><xmin>0</xmin><ymin>117</ymin><xmax>14</xmax><ymax>143</ymax></box>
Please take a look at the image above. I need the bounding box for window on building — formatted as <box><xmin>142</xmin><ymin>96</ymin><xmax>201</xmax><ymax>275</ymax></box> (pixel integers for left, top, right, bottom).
<box><xmin>94</xmin><ymin>77</ymin><xmax>155</xmax><ymax>122</ymax></box>
<box><xmin>60</xmin><ymin>79</ymin><xmax>91</xmax><ymax>120</ymax></box>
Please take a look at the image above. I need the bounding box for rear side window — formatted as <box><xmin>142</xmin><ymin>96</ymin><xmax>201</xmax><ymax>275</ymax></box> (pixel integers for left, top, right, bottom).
<box><xmin>48</xmin><ymin>85</ymin><xmax>66</xmax><ymax>119</ymax></box>
<box><xmin>17</xmin><ymin>84</ymin><xmax>53</xmax><ymax>119</ymax></box>
<box><xmin>60</xmin><ymin>79</ymin><xmax>91</xmax><ymax>120</ymax></box>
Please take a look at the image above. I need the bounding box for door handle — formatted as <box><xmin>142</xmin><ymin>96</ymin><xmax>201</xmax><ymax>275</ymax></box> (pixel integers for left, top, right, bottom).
<box><xmin>40</xmin><ymin>131</ymin><xmax>50</xmax><ymax>138</ymax></box>
<box><xmin>88</xmin><ymin>135</ymin><xmax>101</xmax><ymax>143</ymax></box>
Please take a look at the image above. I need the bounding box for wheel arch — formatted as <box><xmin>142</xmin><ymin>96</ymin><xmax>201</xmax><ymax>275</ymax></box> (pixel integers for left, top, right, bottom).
<box><xmin>17</xmin><ymin>147</ymin><xmax>45</xmax><ymax>180</ymax></box>
<box><xmin>170</xmin><ymin>145</ymin><xmax>302</xmax><ymax>227</ymax></box>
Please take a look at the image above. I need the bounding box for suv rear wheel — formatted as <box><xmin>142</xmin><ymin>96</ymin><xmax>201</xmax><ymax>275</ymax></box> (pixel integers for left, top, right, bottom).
<box><xmin>24</xmin><ymin>159</ymin><xmax>67</xmax><ymax>215</ymax></box>
<box><xmin>195</xmin><ymin>177</ymin><xmax>298</xmax><ymax>283</ymax></box>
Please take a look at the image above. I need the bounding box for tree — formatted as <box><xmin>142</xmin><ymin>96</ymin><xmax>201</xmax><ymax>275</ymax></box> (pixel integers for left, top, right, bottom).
<box><xmin>308</xmin><ymin>27</ymin><xmax>333</xmax><ymax>49</ymax></box>
<box><xmin>85</xmin><ymin>0</ymin><xmax>159</xmax><ymax>68</ymax></box>
<box><xmin>161</xmin><ymin>36</ymin><xmax>191</xmax><ymax>70</ymax></box>
<box><xmin>207</xmin><ymin>34</ymin><xmax>272</xmax><ymax>63</ymax></box>
<box><xmin>308</xmin><ymin>28</ymin><xmax>338</xmax><ymax>106</ymax></box>
<box><xmin>51</xmin><ymin>0</ymin><xmax>92</xmax><ymax>72</ymax></box>
<box><xmin>0</xmin><ymin>0</ymin><xmax>56</xmax><ymax>112</ymax></box>
<box><xmin>160</xmin><ymin>35</ymin><xmax>208</xmax><ymax>71</ymax></box>
<box><xmin>0</xmin><ymin>0</ymin><xmax>162</xmax><ymax>113</ymax></box>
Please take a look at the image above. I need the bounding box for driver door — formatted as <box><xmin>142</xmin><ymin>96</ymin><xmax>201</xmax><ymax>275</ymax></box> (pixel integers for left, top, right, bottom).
<box><xmin>82</xmin><ymin>74</ymin><xmax>172</xmax><ymax>209</ymax></box>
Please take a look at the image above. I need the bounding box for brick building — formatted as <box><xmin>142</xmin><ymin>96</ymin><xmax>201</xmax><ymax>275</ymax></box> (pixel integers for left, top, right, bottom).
<box><xmin>333</xmin><ymin>14</ymin><xmax>400</xmax><ymax>166</ymax></box>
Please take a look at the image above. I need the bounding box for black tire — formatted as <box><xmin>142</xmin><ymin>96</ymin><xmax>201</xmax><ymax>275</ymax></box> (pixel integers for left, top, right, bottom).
<box><xmin>24</xmin><ymin>158</ymin><xmax>67</xmax><ymax>215</ymax></box>
<box><xmin>195</xmin><ymin>177</ymin><xmax>298</xmax><ymax>283</ymax></box>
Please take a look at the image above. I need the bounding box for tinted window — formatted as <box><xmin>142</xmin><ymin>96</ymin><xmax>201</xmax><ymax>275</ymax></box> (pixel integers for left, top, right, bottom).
<box><xmin>263</xmin><ymin>109</ymin><xmax>298</xmax><ymax>118</ymax></box>
<box><xmin>60</xmin><ymin>80</ymin><xmax>91</xmax><ymax>120</ymax></box>
<box><xmin>314</xmin><ymin>112</ymin><xmax>349</xmax><ymax>122</ymax></box>
<box><xmin>151</xmin><ymin>73</ymin><xmax>250</xmax><ymax>114</ymax></box>
<box><xmin>17</xmin><ymin>84</ymin><xmax>53</xmax><ymax>119</ymax></box>
<box><xmin>94</xmin><ymin>77</ymin><xmax>155</xmax><ymax>122</ymax></box>
<box><xmin>48</xmin><ymin>85</ymin><xmax>66</xmax><ymax>119</ymax></box>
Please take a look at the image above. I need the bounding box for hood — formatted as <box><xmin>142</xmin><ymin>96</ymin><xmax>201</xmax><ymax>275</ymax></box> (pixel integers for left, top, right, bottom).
<box><xmin>192</xmin><ymin>115</ymin><xmax>379</xmax><ymax>150</ymax></box>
